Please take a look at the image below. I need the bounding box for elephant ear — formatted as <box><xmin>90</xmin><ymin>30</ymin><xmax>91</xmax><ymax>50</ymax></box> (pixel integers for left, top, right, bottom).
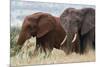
<box><xmin>29</xmin><ymin>12</ymin><xmax>43</xmax><ymax>19</ymax></box>
<box><xmin>37</xmin><ymin>15</ymin><xmax>54</xmax><ymax>38</ymax></box>
<box><xmin>81</xmin><ymin>8</ymin><xmax>95</xmax><ymax>35</ymax></box>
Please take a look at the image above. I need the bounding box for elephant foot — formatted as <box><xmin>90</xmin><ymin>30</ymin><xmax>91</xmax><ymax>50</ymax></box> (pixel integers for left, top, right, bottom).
<box><xmin>42</xmin><ymin>48</ymin><xmax>52</xmax><ymax>58</ymax></box>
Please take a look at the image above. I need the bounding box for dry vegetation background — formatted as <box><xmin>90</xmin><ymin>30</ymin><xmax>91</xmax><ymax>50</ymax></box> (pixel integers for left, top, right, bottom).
<box><xmin>10</xmin><ymin>27</ymin><xmax>95</xmax><ymax>66</ymax></box>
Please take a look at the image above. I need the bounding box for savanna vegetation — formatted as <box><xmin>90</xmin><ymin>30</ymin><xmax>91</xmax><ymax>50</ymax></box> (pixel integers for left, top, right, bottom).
<box><xmin>10</xmin><ymin>26</ymin><xmax>21</xmax><ymax>57</ymax></box>
<box><xmin>10</xmin><ymin>26</ymin><xmax>95</xmax><ymax>66</ymax></box>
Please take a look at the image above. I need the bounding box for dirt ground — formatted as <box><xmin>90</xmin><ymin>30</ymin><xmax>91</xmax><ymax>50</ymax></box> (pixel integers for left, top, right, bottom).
<box><xmin>10</xmin><ymin>37</ymin><xmax>95</xmax><ymax>66</ymax></box>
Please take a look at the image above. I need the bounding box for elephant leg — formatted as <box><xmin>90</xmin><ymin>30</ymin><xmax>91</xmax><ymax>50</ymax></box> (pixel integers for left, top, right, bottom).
<box><xmin>75</xmin><ymin>35</ymin><xmax>80</xmax><ymax>53</ymax></box>
<box><xmin>83</xmin><ymin>38</ymin><xmax>89</xmax><ymax>53</ymax></box>
<box><xmin>44</xmin><ymin>42</ymin><xmax>53</xmax><ymax>57</ymax></box>
<box><xmin>85</xmin><ymin>36</ymin><xmax>95</xmax><ymax>52</ymax></box>
<box><xmin>42</xmin><ymin>44</ymin><xmax>47</xmax><ymax>54</ymax></box>
<box><xmin>33</xmin><ymin>43</ymin><xmax>41</xmax><ymax>56</ymax></box>
<box><xmin>37</xmin><ymin>41</ymin><xmax>52</xmax><ymax>58</ymax></box>
<box><xmin>34</xmin><ymin>42</ymin><xmax>47</xmax><ymax>58</ymax></box>
<box><xmin>72</xmin><ymin>36</ymin><xmax>80</xmax><ymax>53</ymax></box>
<box><xmin>80</xmin><ymin>35</ymin><xmax>92</xmax><ymax>54</ymax></box>
<box><xmin>89</xmin><ymin>28</ymin><xmax>95</xmax><ymax>50</ymax></box>
<box><xmin>93</xmin><ymin>41</ymin><xmax>95</xmax><ymax>50</ymax></box>
<box><xmin>80</xmin><ymin>36</ymin><xmax>90</xmax><ymax>54</ymax></box>
<box><xmin>80</xmin><ymin>35</ymin><xmax>85</xmax><ymax>54</ymax></box>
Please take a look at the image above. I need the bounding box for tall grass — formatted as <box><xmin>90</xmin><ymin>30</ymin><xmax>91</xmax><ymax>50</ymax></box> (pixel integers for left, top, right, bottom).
<box><xmin>10</xmin><ymin>26</ymin><xmax>21</xmax><ymax>57</ymax></box>
<box><xmin>10</xmin><ymin>26</ymin><xmax>95</xmax><ymax>66</ymax></box>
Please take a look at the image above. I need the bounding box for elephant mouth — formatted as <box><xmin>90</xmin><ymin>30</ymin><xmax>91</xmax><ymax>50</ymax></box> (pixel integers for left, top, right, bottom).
<box><xmin>60</xmin><ymin>33</ymin><xmax>77</xmax><ymax>46</ymax></box>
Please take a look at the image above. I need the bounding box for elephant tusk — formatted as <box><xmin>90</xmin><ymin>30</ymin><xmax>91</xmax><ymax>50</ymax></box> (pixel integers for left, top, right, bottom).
<box><xmin>72</xmin><ymin>33</ymin><xmax>77</xmax><ymax>43</ymax></box>
<box><xmin>60</xmin><ymin>35</ymin><xmax>67</xmax><ymax>46</ymax></box>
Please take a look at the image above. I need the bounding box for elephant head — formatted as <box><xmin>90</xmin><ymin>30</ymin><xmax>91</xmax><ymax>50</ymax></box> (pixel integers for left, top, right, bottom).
<box><xmin>17</xmin><ymin>12</ymin><xmax>55</xmax><ymax>46</ymax></box>
<box><xmin>60</xmin><ymin>8</ymin><xmax>95</xmax><ymax>53</ymax></box>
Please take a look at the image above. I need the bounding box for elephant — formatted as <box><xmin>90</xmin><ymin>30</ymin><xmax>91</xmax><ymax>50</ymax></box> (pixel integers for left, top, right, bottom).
<box><xmin>17</xmin><ymin>12</ymin><xmax>72</xmax><ymax>56</ymax></box>
<box><xmin>60</xmin><ymin>8</ymin><xmax>95</xmax><ymax>54</ymax></box>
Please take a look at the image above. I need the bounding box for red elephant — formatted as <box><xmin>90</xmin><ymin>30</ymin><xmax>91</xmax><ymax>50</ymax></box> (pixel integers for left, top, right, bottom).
<box><xmin>17</xmin><ymin>12</ymin><xmax>79</xmax><ymax>56</ymax></box>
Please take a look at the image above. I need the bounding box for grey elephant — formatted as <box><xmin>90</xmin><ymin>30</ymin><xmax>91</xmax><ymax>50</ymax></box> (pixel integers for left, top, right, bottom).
<box><xmin>60</xmin><ymin>8</ymin><xmax>95</xmax><ymax>54</ymax></box>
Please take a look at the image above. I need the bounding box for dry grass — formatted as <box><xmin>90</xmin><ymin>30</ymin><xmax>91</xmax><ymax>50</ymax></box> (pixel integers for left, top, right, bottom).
<box><xmin>10</xmin><ymin>37</ymin><xmax>95</xmax><ymax>66</ymax></box>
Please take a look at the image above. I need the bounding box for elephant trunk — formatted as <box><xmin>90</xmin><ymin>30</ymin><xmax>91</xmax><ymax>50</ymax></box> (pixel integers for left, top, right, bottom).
<box><xmin>14</xmin><ymin>32</ymin><xmax>27</xmax><ymax>55</ymax></box>
<box><xmin>17</xmin><ymin>32</ymin><xmax>26</xmax><ymax>46</ymax></box>
<box><xmin>66</xmin><ymin>31</ymin><xmax>78</xmax><ymax>54</ymax></box>
<box><xmin>66</xmin><ymin>32</ymin><xmax>73</xmax><ymax>54</ymax></box>
<box><xmin>17</xmin><ymin>30</ymin><xmax>31</xmax><ymax>46</ymax></box>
